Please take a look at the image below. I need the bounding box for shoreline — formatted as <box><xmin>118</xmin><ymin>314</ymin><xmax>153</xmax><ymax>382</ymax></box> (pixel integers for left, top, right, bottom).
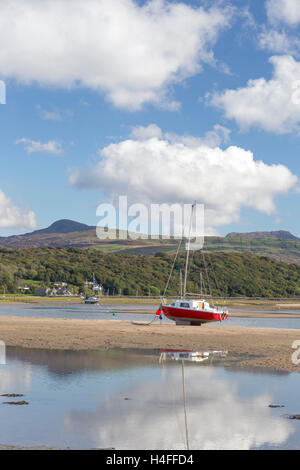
<box><xmin>2</xmin><ymin>296</ymin><xmax>300</xmax><ymax>307</ymax></box>
<box><xmin>0</xmin><ymin>316</ymin><xmax>300</xmax><ymax>373</ymax></box>
<box><xmin>1</xmin><ymin>297</ymin><xmax>300</xmax><ymax>318</ymax></box>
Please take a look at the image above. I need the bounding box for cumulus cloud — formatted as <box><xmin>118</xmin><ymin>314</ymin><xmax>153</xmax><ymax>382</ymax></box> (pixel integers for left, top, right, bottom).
<box><xmin>16</xmin><ymin>138</ymin><xmax>63</xmax><ymax>155</ymax></box>
<box><xmin>258</xmin><ymin>1</ymin><xmax>300</xmax><ymax>57</ymax></box>
<box><xmin>130</xmin><ymin>124</ymin><xmax>163</xmax><ymax>141</ymax></box>
<box><xmin>0</xmin><ymin>0</ymin><xmax>233</xmax><ymax>110</ymax></box>
<box><xmin>165</xmin><ymin>124</ymin><xmax>231</xmax><ymax>148</ymax></box>
<box><xmin>210</xmin><ymin>55</ymin><xmax>300</xmax><ymax>134</ymax></box>
<box><xmin>0</xmin><ymin>189</ymin><xmax>37</xmax><ymax>230</ymax></box>
<box><xmin>258</xmin><ymin>28</ymin><xmax>300</xmax><ymax>56</ymax></box>
<box><xmin>266</xmin><ymin>0</ymin><xmax>300</xmax><ymax>27</ymax></box>
<box><xmin>69</xmin><ymin>125</ymin><xmax>297</xmax><ymax>233</ymax></box>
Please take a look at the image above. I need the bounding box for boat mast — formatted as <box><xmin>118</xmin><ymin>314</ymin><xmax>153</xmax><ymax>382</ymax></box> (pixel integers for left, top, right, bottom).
<box><xmin>179</xmin><ymin>269</ymin><xmax>183</xmax><ymax>299</ymax></box>
<box><xmin>200</xmin><ymin>272</ymin><xmax>203</xmax><ymax>297</ymax></box>
<box><xmin>183</xmin><ymin>202</ymin><xmax>195</xmax><ymax>299</ymax></box>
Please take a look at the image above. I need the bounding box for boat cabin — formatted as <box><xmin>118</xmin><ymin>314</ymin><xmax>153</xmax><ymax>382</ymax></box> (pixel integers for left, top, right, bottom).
<box><xmin>169</xmin><ymin>299</ymin><xmax>211</xmax><ymax>311</ymax></box>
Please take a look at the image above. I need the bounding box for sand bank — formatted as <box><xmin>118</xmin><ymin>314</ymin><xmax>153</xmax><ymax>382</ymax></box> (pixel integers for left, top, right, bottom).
<box><xmin>0</xmin><ymin>316</ymin><xmax>300</xmax><ymax>373</ymax></box>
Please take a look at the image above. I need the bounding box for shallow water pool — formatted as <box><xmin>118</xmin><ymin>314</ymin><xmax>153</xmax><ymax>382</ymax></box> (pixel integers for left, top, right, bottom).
<box><xmin>0</xmin><ymin>347</ymin><xmax>299</xmax><ymax>450</ymax></box>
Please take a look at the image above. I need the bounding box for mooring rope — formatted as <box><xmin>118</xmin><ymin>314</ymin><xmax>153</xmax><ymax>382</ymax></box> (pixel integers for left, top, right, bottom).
<box><xmin>131</xmin><ymin>314</ymin><xmax>160</xmax><ymax>327</ymax></box>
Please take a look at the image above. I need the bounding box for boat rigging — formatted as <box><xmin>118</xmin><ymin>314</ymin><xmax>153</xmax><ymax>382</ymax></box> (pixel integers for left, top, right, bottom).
<box><xmin>158</xmin><ymin>203</ymin><xmax>229</xmax><ymax>326</ymax></box>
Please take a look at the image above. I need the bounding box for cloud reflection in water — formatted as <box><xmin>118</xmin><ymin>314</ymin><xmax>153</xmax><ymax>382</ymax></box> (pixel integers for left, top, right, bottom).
<box><xmin>65</xmin><ymin>366</ymin><xmax>294</xmax><ymax>450</ymax></box>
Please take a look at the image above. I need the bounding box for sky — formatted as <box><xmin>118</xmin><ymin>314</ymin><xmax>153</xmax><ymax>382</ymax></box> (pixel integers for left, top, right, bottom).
<box><xmin>1</xmin><ymin>0</ymin><xmax>300</xmax><ymax>237</ymax></box>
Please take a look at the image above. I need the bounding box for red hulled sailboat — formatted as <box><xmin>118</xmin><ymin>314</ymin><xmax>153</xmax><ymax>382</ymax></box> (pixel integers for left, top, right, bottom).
<box><xmin>159</xmin><ymin>203</ymin><xmax>229</xmax><ymax>326</ymax></box>
<box><xmin>162</xmin><ymin>299</ymin><xmax>228</xmax><ymax>326</ymax></box>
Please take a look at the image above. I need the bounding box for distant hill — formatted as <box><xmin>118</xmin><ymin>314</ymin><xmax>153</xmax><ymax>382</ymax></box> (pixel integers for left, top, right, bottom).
<box><xmin>2</xmin><ymin>221</ymin><xmax>300</xmax><ymax>265</ymax></box>
<box><xmin>30</xmin><ymin>219</ymin><xmax>96</xmax><ymax>235</ymax></box>
<box><xmin>0</xmin><ymin>219</ymin><xmax>176</xmax><ymax>251</ymax></box>
<box><xmin>226</xmin><ymin>231</ymin><xmax>300</xmax><ymax>241</ymax></box>
<box><xmin>0</xmin><ymin>219</ymin><xmax>98</xmax><ymax>249</ymax></box>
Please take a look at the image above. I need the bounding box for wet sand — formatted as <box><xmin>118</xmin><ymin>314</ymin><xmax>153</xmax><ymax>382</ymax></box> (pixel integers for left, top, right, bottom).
<box><xmin>228</xmin><ymin>311</ymin><xmax>300</xmax><ymax>319</ymax></box>
<box><xmin>0</xmin><ymin>316</ymin><xmax>300</xmax><ymax>373</ymax></box>
<box><xmin>0</xmin><ymin>444</ymin><xmax>59</xmax><ymax>451</ymax></box>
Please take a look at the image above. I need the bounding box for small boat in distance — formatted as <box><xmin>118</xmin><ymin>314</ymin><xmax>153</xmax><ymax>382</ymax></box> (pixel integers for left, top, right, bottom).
<box><xmin>84</xmin><ymin>295</ymin><xmax>99</xmax><ymax>305</ymax></box>
<box><xmin>83</xmin><ymin>273</ymin><xmax>102</xmax><ymax>304</ymax></box>
<box><xmin>160</xmin><ymin>202</ymin><xmax>229</xmax><ymax>326</ymax></box>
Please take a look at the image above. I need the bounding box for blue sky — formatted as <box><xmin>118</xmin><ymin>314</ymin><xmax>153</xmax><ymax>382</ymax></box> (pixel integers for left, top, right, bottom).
<box><xmin>1</xmin><ymin>0</ymin><xmax>300</xmax><ymax>237</ymax></box>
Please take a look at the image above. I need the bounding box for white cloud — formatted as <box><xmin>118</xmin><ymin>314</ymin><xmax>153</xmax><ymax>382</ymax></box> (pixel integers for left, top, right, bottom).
<box><xmin>258</xmin><ymin>28</ymin><xmax>300</xmax><ymax>56</ymax></box>
<box><xmin>165</xmin><ymin>124</ymin><xmax>231</xmax><ymax>148</ymax></box>
<box><xmin>130</xmin><ymin>124</ymin><xmax>163</xmax><ymax>140</ymax></box>
<box><xmin>210</xmin><ymin>55</ymin><xmax>300</xmax><ymax>134</ymax></box>
<box><xmin>41</xmin><ymin>110</ymin><xmax>62</xmax><ymax>121</ymax></box>
<box><xmin>266</xmin><ymin>0</ymin><xmax>300</xmax><ymax>27</ymax></box>
<box><xmin>69</xmin><ymin>125</ymin><xmax>297</xmax><ymax>233</ymax></box>
<box><xmin>36</xmin><ymin>105</ymin><xmax>62</xmax><ymax>121</ymax></box>
<box><xmin>36</xmin><ymin>105</ymin><xmax>74</xmax><ymax>121</ymax></box>
<box><xmin>16</xmin><ymin>138</ymin><xmax>63</xmax><ymax>155</ymax></box>
<box><xmin>0</xmin><ymin>0</ymin><xmax>233</xmax><ymax>110</ymax></box>
<box><xmin>258</xmin><ymin>1</ymin><xmax>300</xmax><ymax>56</ymax></box>
<box><xmin>0</xmin><ymin>189</ymin><xmax>36</xmax><ymax>230</ymax></box>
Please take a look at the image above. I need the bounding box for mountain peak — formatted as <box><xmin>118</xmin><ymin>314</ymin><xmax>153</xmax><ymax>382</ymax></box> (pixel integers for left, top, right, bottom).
<box><xmin>225</xmin><ymin>230</ymin><xmax>300</xmax><ymax>241</ymax></box>
<box><xmin>31</xmin><ymin>219</ymin><xmax>95</xmax><ymax>235</ymax></box>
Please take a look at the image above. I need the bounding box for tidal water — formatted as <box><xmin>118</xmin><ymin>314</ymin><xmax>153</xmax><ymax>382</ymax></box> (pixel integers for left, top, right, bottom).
<box><xmin>0</xmin><ymin>303</ymin><xmax>300</xmax><ymax>329</ymax></box>
<box><xmin>0</xmin><ymin>347</ymin><xmax>299</xmax><ymax>450</ymax></box>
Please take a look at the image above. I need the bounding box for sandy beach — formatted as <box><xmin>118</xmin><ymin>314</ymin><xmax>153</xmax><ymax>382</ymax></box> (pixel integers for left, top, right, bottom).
<box><xmin>0</xmin><ymin>315</ymin><xmax>299</xmax><ymax>373</ymax></box>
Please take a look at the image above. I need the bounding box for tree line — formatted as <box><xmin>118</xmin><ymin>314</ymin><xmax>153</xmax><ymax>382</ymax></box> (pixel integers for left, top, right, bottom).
<box><xmin>0</xmin><ymin>246</ymin><xmax>300</xmax><ymax>298</ymax></box>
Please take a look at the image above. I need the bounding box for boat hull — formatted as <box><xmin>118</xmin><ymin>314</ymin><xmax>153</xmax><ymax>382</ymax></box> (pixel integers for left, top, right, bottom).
<box><xmin>84</xmin><ymin>297</ymin><xmax>99</xmax><ymax>304</ymax></box>
<box><xmin>162</xmin><ymin>305</ymin><xmax>228</xmax><ymax>325</ymax></box>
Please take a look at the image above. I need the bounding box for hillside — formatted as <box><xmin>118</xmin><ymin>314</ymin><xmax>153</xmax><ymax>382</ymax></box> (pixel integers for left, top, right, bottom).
<box><xmin>203</xmin><ymin>236</ymin><xmax>300</xmax><ymax>265</ymax></box>
<box><xmin>0</xmin><ymin>219</ymin><xmax>177</xmax><ymax>251</ymax></box>
<box><xmin>30</xmin><ymin>219</ymin><xmax>96</xmax><ymax>235</ymax></box>
<box><xmin>226</xmin><ymin>231</ymin><xmax>300</xmax><ymax>241</ymax></box>
<box><xmin>1</xmin><ymin>247</ymin><xmax>300</xmax><ymax>298</ymax></box>
<box><xmin>1</xmin><ymin>220</ymin><xmax>300</xmax><ymax>265</ymax></box>
<box><xmin>0</xmin><ymin>219</ymin><xmax>99</xmax><ymax>249</ymax></box>
<box><xmin>121</xmin><ymin>236</ymin><xmax>300</xmax><ymax>265</ymax></box>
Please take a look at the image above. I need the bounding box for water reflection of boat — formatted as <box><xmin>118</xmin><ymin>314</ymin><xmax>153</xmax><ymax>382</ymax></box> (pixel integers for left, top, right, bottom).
<box><xmin>160</xmin><ymin>348</ymin><xmax>229</xmax><ymax>450</ymax></box>
<box><xmin>159</xmin><ymin>349</ymin><xmax>228</xmax><ymax>364</ymax></box>
<box><xmin>160</xmin><ymin>350</ymin><xmax>210</xmax><ymax>363</ymax></box>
